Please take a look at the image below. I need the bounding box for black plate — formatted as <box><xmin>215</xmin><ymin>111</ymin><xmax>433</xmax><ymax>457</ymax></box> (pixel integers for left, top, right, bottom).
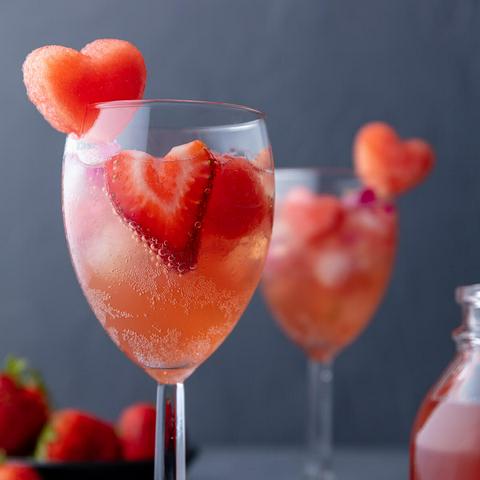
<box><xmin>16</xmin><ymin>448</ymin><xmax>197</xmax><ymax>480</ymax></box>
<box><xmin>30</xmin><ymin>460</ymin><xmax>154</xmax><ymax>480</ymax></box>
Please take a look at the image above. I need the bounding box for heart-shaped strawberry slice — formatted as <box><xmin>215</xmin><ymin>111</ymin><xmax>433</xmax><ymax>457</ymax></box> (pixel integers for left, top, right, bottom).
<box><xmin>281</xmin><ymin>187</ymin><xmax>345</xmax><ymax>243</ymax></box>
<box><xmin>105</xmin><ymin>140</ymin><xmax>216</xmax><ymax>271</ymax></box>
<box><xmin>23</xmin><ymin>39</ymin><xmax>146</xmax><ymax>136</ymax></box>
<box><xmin>353</xmin><ymin>122</ymin><xmax>435</xmax><ymax>197</ymax></box>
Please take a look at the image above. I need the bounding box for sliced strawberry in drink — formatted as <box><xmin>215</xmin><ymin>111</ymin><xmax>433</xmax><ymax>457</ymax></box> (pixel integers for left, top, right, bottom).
<box><xmin>353</xmin><ymin>122</ymin><xmax>435</xmax><ymax>197</ymax></box>
<box><xmin>281</xmin><ymin>188</ymin><xmax>345</xmax><ymax>243</ymax></box>
<box><xmin>204</xmin><ymin>155</ymin><xmax>269</xmax><ymax>240</ymax></box>
<box><xmin>105</xmin><ymin>140</ymin><xmax>216</xmax><ymax>270</ymax></box>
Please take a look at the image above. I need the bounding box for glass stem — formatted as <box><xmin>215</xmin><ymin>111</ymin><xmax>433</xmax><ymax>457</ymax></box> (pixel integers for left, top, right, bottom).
<box><xmin>155</xmin><ymin>383</ymin><xmax>186</xmax><ymax>480</ymax></box>
<box><xmin>305</xmin><ymin>359</ymin><xmax>334</xmax><ymax>480</ymax></box>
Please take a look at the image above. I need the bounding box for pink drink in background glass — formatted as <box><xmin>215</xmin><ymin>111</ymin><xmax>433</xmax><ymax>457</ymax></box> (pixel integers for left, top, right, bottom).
<box><xmin>263</xmin><ymin>171</ymin><xmax>397</xmax><ymax>361</ymax></box>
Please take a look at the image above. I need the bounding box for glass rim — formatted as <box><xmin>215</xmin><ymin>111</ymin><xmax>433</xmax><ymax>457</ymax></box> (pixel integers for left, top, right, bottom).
<box><xmin>88</xmin><ymin>98</ymin><xmax>266</xmax><ymax>118</ymax></box>
<box><xmin>275</xmin><ymin>166</ymin><xmax>355</xmax><ymax>177</ymax></box>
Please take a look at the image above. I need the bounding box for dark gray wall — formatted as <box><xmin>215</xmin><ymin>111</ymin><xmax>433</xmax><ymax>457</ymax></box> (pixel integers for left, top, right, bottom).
<box><xmin>1</xmin><ymin>0</ymin><xmax>479</xmax><ymax>446</ymax></box>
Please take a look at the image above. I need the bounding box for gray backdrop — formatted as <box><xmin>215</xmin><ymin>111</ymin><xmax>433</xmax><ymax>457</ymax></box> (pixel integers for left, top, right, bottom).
<box><xmin>1</xmin><ymin>0</ymin><xmax>479</xmax><ymax>446</ymax></box>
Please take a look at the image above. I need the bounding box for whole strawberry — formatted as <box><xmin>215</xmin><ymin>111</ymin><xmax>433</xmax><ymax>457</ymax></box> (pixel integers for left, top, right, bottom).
<box><xmin>0</xmin><ymin>357</ymin><xmax>49</xmax><ymax>455</ymax></box>
<box><xmin>36</xmin><ymin>409</ymin><xmax>121</xmax><ymax>462</ymax></box>
<box><xmin>117</xmin><ymin>403</ymin><xmax>157</xmax><ymax>461</ymax></box>
<box><xmin>0</xmin><ymin>463</ymin><xmax>41</xmax><ymax>480</ymax></box>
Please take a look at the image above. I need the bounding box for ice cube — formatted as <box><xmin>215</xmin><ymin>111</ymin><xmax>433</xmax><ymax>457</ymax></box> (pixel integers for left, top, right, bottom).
<box><xmin>86</xmin><ymin>218</ymin><xmax>137</xmax><ymax>276</ymax></box>
<box><xmin>63</xmin><ymin>153</ymin><xmax>87</xmax><ymax>203</ymax></box>
<box><xmin>66</xmin><ymin>136</ymin><xmax>121</xmax><ymax>166</ymax></box>
<box><xmin>314</xmin><ymin>248</ymin><xmax>353</xmax><ymax>287</ymax></box>
<box><xmin>353</xmin><ymin>209</ymin><xmax>387</xmax><ymax>235</ymax></box>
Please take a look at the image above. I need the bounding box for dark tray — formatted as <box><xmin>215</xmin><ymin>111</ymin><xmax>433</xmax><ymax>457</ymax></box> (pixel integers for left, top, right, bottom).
<box><xmin>17</xmin><ymin>448</ymin><xmax>197</xmax><ymax>480</ymax></box>
<box><xmin>31</xmin><ymin>460</ymin><xmax>154</xmax><ymax>480</ymax></box>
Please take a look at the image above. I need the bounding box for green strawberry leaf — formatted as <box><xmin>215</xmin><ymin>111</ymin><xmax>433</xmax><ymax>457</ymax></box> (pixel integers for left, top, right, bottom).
<box><xmin>3</xmin><ymin>356</ymin><xmax>48</xmax><ymax>396</ymax></box>
<box><xmin>4</xmin><ymin>356</ymin><xmax>28</xmax><ymax>383</ymax></box>
<box><xmin>34</xmin><ymin>423</ymin><xmax>57</xmax><ymax>461</ymax></box>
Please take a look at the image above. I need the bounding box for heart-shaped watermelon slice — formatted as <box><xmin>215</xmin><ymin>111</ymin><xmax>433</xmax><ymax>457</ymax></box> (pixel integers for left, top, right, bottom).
<box><xmin>353</xmin><ymin>122</ymin><xmax>435</xmax><ymax>197</ymax></box>
<box><xmin>23</xmin><ymin>39</ymin><xmax>147</xmax><ymax>136</ymax></box>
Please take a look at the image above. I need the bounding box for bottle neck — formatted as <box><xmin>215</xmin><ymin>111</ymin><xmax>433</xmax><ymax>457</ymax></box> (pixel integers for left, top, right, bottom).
<box><xmin>454</xmin><ymin>304</ymin><xmax>480</xmax><ymax>350</ymax></box>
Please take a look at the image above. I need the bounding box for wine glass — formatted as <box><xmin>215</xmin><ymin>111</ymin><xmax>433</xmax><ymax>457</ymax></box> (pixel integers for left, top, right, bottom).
<box><xmin>262</xmin><ymin>168</ymin><xmax>397</xmax><ymax>480</ymax></box>
<box><xmin>62</xmin><ymin>99</ymin><xmax>274</xmax><ymax>479</ymax></box>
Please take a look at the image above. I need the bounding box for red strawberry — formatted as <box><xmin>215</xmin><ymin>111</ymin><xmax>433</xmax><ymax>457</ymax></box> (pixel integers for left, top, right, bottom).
<box><xmin>204</xmin><ymin>155</ymin><xmax>269</xmax><ymax>239</ymax></box>
<box><xmin>0</xmin><ymin>464</ymin><xmax>41</xmax><ymax>480</ymax></box>
<box><xmin>23</xmin><ymin>39</ymin><xmax>146</xmax><ymax>136</ymax></box>
<box><xmin>35</xmin><ymin>410</ymin><xmax>121</xmax><ymax>462</ymax></box>
<box><xmin>353</xmin><ymin>122</ymin><xmax>435</xmax><ymax>197</ymax></box>
<box><xmin>105</xmin><ymin>140</ymin><xmax>216</xmax><ymax>271</ymax></box>
<box><xmin>117</xmin><ymin>403</ymin><xmax>157</xmax><ymax>461</ymax></box>
<box><xmin>117</xmin><ymin>402</ymin><xmax>176</xmax><ymax>461</ymax></box>
<box><xmin>281</xmin><ymin>188</ymin><xmax>345</xmax><ymax>243</ymax></box>
<box><xmin>0</xmin><ymin>357</ymin><xmax>49</xmax><ymax>455</ymax></box>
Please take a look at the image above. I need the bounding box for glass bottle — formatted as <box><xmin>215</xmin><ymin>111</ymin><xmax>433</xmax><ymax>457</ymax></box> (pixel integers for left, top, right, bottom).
<box><xmin>410</xmin><ymin>284</ymin><xmax>480</xmax><ymax>480</ymax></box>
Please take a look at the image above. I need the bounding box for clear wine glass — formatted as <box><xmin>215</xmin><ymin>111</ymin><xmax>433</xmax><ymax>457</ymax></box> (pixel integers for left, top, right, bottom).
<box><xmin>262</xmin><ymin>168</ymin><xmax>397</xmax><ymax>480</ymax></box>
<box><xmin>62</xmin><ymin>99</ymin><xmax>274</xmax><ymax>479</ymax></box>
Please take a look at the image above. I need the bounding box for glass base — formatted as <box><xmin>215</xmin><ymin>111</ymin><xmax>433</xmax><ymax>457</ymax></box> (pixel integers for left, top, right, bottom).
<box><xmin>303</xmin><ymin>465</ymin><xmax>335</xmax><ymax>480</ymax></box>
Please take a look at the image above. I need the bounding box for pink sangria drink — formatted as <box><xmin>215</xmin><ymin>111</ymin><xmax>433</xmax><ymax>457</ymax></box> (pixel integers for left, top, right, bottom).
<box><xmin>63</xmin><ymin>119</ymin><xmax>274</xmax><ymax>385</ymax></box>
<box><xmin>411</xmin><ymin>399</ymin><xmax>480</xmax><ymax>480</ymax></box>
<box><xmin>263</xmin><ymin>171</ymin><xmax>397</xmax><ymax>361</ymax></box>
